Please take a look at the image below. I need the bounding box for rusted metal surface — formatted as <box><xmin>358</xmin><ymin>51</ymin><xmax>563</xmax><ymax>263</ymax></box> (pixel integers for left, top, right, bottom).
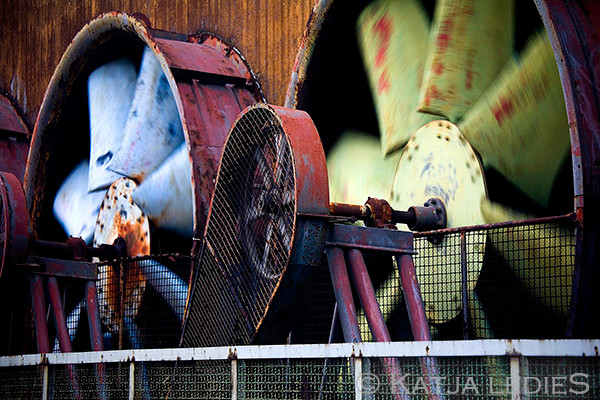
<box><xmin>535</xmin><ymin>0</ymin><xmax>600</xmax><ymax>338</ymax></box>
<box><xmin>24</xmin><ymin>12</ymin><xmax>262</xmax><ymax>252</ymax></box>
<box><xmin>24</xmin><ymin>257</ymin><xmax>97</xmax><ymax>281</ymax></box>
<box><xmin>0</xmin><ymin>172</ymin><xmax>29</xmax><ymax>277</ymax></box>
<box><xmin>346</xmin><ymin>249</ymin><xmax>391</xmax><ymax>343</ymax></box>
<box><xmin>329</xmin><ymin>202</ymin><xmax>367</xmax><ymax>220</ymax></box>
<box><xmin>85</xmin><ymin>281</ymin><xmax>104</xmax><ymax>352</ymax></box>
<box><xmin>397</xmin><ymin>255</ymin><xmax>431</xmax><ymax>342</ymax></box>
<box><xmin>0</xmin><ymin>94</ymin><xmax>29</xmax><ymax>182</ymax></box>
<box><xmin>325</xmin><ymin>247</ymin><xmax>361</xmax><ymax>343</ymax></box>
<box><xmin>94</xmin><ymin>178</ymin><xmax>148</xmax><ymax>334</ymax></box>
<box><xmin>326</xmin><ymin>223</ymin><xmax>413</xmax><ymax>254</ymax></box>
<box><xmin>29</xmin><ymin>275</ymin><xmax>49</xmax><ymax>354</ymax></box>
<box><xmin>47</xmin><ymin>277</ymin><xmax>73</xmax><ymax>353</ymax></box>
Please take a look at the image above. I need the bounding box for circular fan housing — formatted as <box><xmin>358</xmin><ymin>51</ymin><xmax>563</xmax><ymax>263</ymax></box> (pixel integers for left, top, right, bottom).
<box><xmin>181</xmin><ymin>104</ymin><xmax>329</xmax><ymax>347</ymax></box>
<box><xmin>25</xmin><ymin>11</ymin><xmax>262</xmax><ymax>249</ymax></box>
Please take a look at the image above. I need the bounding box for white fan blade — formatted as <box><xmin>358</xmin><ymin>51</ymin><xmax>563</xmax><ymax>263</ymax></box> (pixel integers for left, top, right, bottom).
<box><xmin>131</xmin><ymin>143</ymin><xmax>193</xmax><ymax>237</ymax></box>
<box><xmin>139</xmin><ymin>259</ymin><xmax>187</xmax><ymax>321</ymax></box>
<box><xmin>87</xmin><ymin>58</ymin><xmax>137</xmax><ymax>192</ymax></box>
<box><xmin>109</xmin><ymin>46</ymin><xmax>184</xmax><ymax>182</ymax></box>
<box><xmin>54</xmin><ymin>160</ymin><xmax>107</xmax><ymax>244</ymax></box>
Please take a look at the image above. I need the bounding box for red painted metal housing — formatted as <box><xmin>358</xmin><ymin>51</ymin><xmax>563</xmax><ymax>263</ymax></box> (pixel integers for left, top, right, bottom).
<box><xmin>24</xmin><ymin>12</ymin><xmax>262</xmax><ymax>253</ymax></box>
<box><xmin>0</xmin><ymin>93</ymin><xmax>29</xmax><ymax>183</ymax></box>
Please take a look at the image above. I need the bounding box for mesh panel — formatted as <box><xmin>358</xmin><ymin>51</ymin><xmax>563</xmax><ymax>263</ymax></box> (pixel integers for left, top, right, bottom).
<box><xmin>95</xmin><ymin>254</ymin><xmax>191</xmax><ymax>350</ymax></box>
<box><xmin>139</xmin><ymin>360</ymin><xmax>231</xmax><ymax>399</ymax></box>
<box><xmin>183</xmin><ymin>107</ymin><xmax>296</xmax><ymax>347</ymax></box>
<box><xmin>364</xmin><ymin>356</ymin><xmax>599</xmax><ymax>399</ymax></box>
<box><xmin>303</xmin><ymin>218</ymin><xmax>575</xmax><ymax>342</ymax></box>
<box><xmin>0</xmin><ymin>366</ymin><xmax>42</xmax><ymax>399</ymax></box>
<box><xmin>239</xmin><ymin>358</ymin><xmax>354</xmax><ymax>399</ymax></box>
<box><xmin>49</xmin><ymin>363</ymin><xmax>128</xmax><ymax>399</ymax></box>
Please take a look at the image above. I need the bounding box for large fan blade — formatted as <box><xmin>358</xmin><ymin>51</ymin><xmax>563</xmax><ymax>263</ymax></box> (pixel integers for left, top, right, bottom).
<box><xmin>481</xmin><ymin>200</ymin><xmax>574</xmax><ymax>316</ymax></box>
<box><xmin>392</xmin><ymin>121</ymin><xmax>487</xmax><ymax>324</ymax></box>
<box><xmin>53</xmin><ymin>160</ymin><xmax>107</xmax><ymax>244</ymax></box>
<box><xmin>418</xmin><ymin>0</ymin><xmax>513</xmax><ymax>121</ymax></box>
<box><xmin>459</xmin><ymin>32</ymin><xmax>570</xmax><ymax>207</ymax></box>
<box><xmin>327</xmin><ymin>131</ymin><xmax>400</xmax><ymax>204</ymax></box>
<box><xmin>87</xmin><ymin>58</ymin><xmax>137</xmax><ymax>192</ymax></box>
<box><xmin>109</xmin><ymin>46</ymin><xmax>184</xmax><ymax>182</ymax></box>
<box><xmin>131</xmin><ymin>143</ymin><xmax>193</xmax><ymax>237</ymax></box>
<box><xmin>139</xmin><ymin>259</ymin><xmax>187</xmax><ymax>321</ymax></box>
<box><xmin>357</xmin><ymin>0</ymin><xmax>436</xmax><ymax>155</ymax></box>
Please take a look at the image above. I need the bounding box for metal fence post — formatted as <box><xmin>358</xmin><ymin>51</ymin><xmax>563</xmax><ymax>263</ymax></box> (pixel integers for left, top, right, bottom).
<box><xmin>510</xmin><ymin>356</ymin><xmax>521</xmax><ymax>400</ymax></box>
<box><xmin>231</xmin><ymin>359</ymin><xmax>238</xmax><ymax>400</ymax></box>
<box><xmin>129</xmin><ymin>361</ymin><xmax>135</xmax><ymax>400</ymax></box>
<box><xmin>42</xmin><ymin>365</ymin><xmax>49</xmax><ymax>400</ymax></box>
<box><xmin>355</xmin><ymin>356</ymin><xmax>362</xmax><ymax>400</ymax></box>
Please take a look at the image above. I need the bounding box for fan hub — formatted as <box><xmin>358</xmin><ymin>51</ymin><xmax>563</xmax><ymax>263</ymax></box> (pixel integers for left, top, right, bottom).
<box><xmin>93</xmin><ymin>178</ymin><xmax>150</xmax><ymax>333</ymax></box>
<box><xmin>392</xmin><ymin>120</ymin><xmax>487</xmax><ymax>324</ymax></box>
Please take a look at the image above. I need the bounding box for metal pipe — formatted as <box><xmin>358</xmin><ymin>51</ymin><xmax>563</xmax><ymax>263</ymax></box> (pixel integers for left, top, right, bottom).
<box><xmin>397</xmin><ymin>255</ymin><xmax>431</xmax><ymax>341</ymax></box>
<box><xmin>329</xmin><ymin>202</ymin><xmax>369</xmax><ymax>219</ymax></box>
<box><xmin>345</xmin><ymin>249</ymin><xmax>391</xmax><ymax>342</ymax></box>
<box><xmin>346</xmin><ymin>249</ymin><xmax>407</xmax><ymax>400</ymax></box>
<box><xmin>460</xmin><ymin>231</ymin><xmax>469</xmax><ymax>340</ymax></box>
<box><xmin>325</xmin><ymin>247</ymin><xmax>361</xmax><ymax>343</ymax></box>
<box><xmin>397</xmin><ymin>255</ymin><xmax>444</xmax><ymax>399</ymax></box>
<box><xmin>84</xmin><ymin>281</ymin><xmax>103</xmax><ymax>351</ymax></box>
<box><xmin>47</xmin><ymin>277</ymin><xmax>73</xmax><ymax>353</ymax></box>
<box><xmin>30</xmin><ymin>275</ymin><xmax>50</xmax><ymax>354</ymax></box>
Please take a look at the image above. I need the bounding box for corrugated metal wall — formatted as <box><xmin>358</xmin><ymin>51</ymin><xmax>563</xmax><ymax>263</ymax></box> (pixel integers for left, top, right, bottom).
<box><xmin>0</xmin><ymin>0</ymin><xmax>315</xmax><ymax>126</ymax></box>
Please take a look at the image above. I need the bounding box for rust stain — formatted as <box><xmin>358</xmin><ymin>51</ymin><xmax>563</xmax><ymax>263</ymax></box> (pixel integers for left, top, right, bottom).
<box><xmin>372</xmin><ymin>13</ymin><xmax>392</xmax><ymax>69</ymax></box>
<box><xmin>493</xmin><ymin>96</ymin><xmax>515</xmax><ymax>125</ymax></box>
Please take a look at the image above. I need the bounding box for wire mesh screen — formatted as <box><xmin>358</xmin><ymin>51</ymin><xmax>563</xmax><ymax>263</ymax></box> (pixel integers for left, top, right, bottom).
<box><xmin>0</xmin><ymin>366</ymin><xmax>42</xmax><ymax>399</ymax></box>
<box><xmin>182</xmin><ymin>106</ymin><xmax>296</xmax><ymax>347</ymax></box>
<box><xmin>238</xmin><ymin>358</ymin><xmax>354</xmax><ymax>399</ymax></box>
<box><xmin>49</xmin><ymin>363</ymin><xmax>128</xmax><ymax>399</ymax></box>
<box><xmin>363</xmin><ymin>356</ymin><xmax>599</xmax><ymax>399</ymax></box>
<box><xmin>300</xmin><ymin>217</ymin><xmax>576</xmax><ymax>341</ymax></box>
<box><xmin>94</xmin><ymin>254</ymin><xmax>191</xmax><ymax>350</ymax></box>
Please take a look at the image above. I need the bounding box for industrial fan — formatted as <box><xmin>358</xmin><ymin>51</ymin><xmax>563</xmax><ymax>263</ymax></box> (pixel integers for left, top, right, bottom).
<box><xmin>181</xmin><ymin>103</ymin><xmax>329</xmax><ymax>347</ymax></box>
<box><xmin>23</xmin><ymin>12</ymin><xmax>261</xmax><ymax>352</ymax></box>
<box><xmin>286</xmin><ymin>0</ymin><xmax>584</xmax><ymax>340</ymax></box>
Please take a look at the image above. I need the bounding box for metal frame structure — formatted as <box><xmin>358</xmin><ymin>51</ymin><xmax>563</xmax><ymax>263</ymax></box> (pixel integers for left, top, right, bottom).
<box><xmin>1</xmin><ymin>340</ymin><xmax>598</xmax><ymax>400</ymax></box>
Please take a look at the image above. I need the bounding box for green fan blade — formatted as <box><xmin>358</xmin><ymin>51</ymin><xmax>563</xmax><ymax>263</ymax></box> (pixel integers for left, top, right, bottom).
<box><xmin>481</xmin><ymin>200</ymin><xmax>574</xmax><ymax>316</ymax></box>
<box><xmin>327</xmin><ymin>131</ymin><xmax>401</xmax><ymax>204</ymax></box>
<box><xmin>419</xmin><ymin>0</ymin><xmax>513</xmax><ymax>122</ymax></box>
<box><xmin>459</xmin><ymin>32</ymin><xmax>570</xmax><ymax>208</ymax></box>
<box><xmin>357</xmin><ymin>0</ymin><xmax>436</xmax><ymax>155</ymax></box>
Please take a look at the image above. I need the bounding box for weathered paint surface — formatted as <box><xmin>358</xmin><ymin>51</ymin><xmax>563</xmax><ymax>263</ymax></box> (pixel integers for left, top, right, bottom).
<box><xmin>419</xmin><ymin>0</ymin><xmax>513</xmax><ymax>122</ymax></box>
<box><xmin>459</xmin><ymin>32</ymin><xmax>570</xmax><ymax>208</ymax></box>
<box><xmin>357</xmin><ymin>0</ymin><xmax>436</xmax><ymax>155</ymax></box>
<box><xmin>0</xmin><ymin>0</ymin><xmax>314</xmax><ymax>125</ymax></box>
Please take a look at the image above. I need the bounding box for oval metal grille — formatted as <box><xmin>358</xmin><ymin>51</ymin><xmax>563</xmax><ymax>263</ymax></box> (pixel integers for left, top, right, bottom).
<box><xmin>182</xmin><ymin>106</ymin><xmax>296</xmax><ymax>347</ymax></box>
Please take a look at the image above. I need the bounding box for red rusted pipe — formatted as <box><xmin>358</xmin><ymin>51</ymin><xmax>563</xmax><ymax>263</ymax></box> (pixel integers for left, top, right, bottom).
<box><xmin>345</xmin><ymin>249</ymin><xmax>391</xmax><ymax>342</ymax></box>
<box><xmin>47</xmin><ymin>277</ymin><xmax>73</xmax><ymax>353</ymax></box>
<box><xmin>47</xmin><ymin>277</ymin><xmax>82</xmax><ymax>399</ymax></box>
<box><xmin>85</xmin><ymin>281</ymin><xmax>103</xmax><ymax>351</ymax></box>
<box><xmin>398</xmin><ymin>255</ymin><xmax>444</xmax><ymax>399</ymax></box>
<box><xmin>329</xmin><ymin>202</ymin><xmax>368</xmax><ymax>219</ymax></box>
<box><xmin>85</xmin><ymin>281</ymin><xmax>107</xmax><ymax>399</ymax></box>
<box><xmin>397</xmin><ymin>255</ymin><xmax>431</xmax><ymax>341</ymax></box>
<box><xmin>346</xmin><ymin>249</ymin><xmax>409</xmax><ymax>400</ymax></box>
<box><xmin>30</xmin><ymin>275</ymin><xmax>50</xmax><ymax>354</ymax></box>
<box><xmin>325</xmin><ymin>247</ymin><xmax>361</xmax><ymax>343</ymax></box>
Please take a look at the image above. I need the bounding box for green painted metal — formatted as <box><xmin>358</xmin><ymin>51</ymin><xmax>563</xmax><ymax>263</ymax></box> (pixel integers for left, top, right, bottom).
<box><xmin>357</xmin><ymin>0</ymin><xmax>436</xmax><ymax>156</ymax></box>
<box><xmin>419</xmin><ymin>0</ymin><xmax>514</xmax><ymax>122</ymax></box>
<box><xmin>459</xmin><ymin>32</ymin><xmax>570</xmax><ymax>208</ymax></box>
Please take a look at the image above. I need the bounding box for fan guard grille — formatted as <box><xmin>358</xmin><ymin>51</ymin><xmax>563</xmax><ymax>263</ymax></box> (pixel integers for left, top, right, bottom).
<box><xmin>182</xmin><ymin>106</ymin><xmax>297</xmax><ymax>347</ymax></box>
